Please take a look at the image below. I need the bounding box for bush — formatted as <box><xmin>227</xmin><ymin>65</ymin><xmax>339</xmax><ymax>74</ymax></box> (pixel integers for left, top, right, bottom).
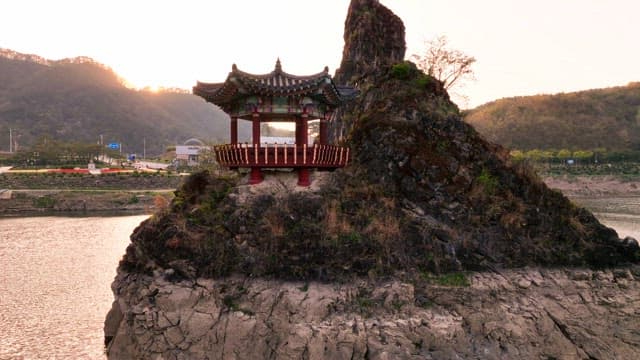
<box><xmin>33</xmin><ymin>196</ymin><xmax>56</xmax><ymax>208</ymax></box>
<box><xmin>391</xmin><ymin>62</ymin><xmax>413</xmax><ymax>80</ymax></box>
<box><xmin>422</xmin><ymin>272</ymin><xmax>470</xmax><ymax>287</ymax></box>
<box><xmin>127</xmin><ymin>195</ymin><xmax>140</xmax><ymax>204</ymax></box>
<box><xmin>476</xmin><ymin>168</ymin><xmax>499</xmax><ymax>194</ymax></box>
<box><xmin>415</xmin><ymin>74</ymin><xmax>433</xmax><ymax>88</ymax></box>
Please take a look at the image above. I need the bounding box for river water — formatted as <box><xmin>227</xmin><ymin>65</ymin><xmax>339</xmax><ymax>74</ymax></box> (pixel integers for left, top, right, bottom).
<box><xmin>571</xmin><ymin>196</ymin><xmax>640</xmax><ymax>240</ymax></box>
<box><xmin>0</xmin><ymin>197</ymin><xmax>638</xmax><ymax>359</ymax></box>
<box><xmin>0</xmin><ymin>215</ymin><xmax>148</xmax><ymax>360</ymax></box>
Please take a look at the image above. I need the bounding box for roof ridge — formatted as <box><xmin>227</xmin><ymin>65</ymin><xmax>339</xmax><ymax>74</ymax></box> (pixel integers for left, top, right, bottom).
<box><xmin>231</xmin><ymin>61</ymin><xmax>330</xmax><ymax>81</ymax></box>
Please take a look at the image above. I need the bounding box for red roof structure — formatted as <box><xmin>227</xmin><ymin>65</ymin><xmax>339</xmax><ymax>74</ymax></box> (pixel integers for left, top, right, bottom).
<box><xmin>193</xmin><ymin>60</ymin><xmax>356</xmax><ymax>186</ymax></box>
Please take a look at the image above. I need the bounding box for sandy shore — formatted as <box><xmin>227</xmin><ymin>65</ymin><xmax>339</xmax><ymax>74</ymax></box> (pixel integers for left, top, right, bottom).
<box><xmin>543</xmin><ymin>175</ymin><xmax>640</xmax><ymax>197</ymax></box>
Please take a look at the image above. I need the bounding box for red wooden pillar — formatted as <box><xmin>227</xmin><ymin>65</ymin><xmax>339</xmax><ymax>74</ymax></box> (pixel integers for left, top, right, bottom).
<box><xmin>228</xmin><ymin>116</ymin><xmax>239</xmax><ymax>170</ymax></box>
<box><xmin>295</xmin><ymin>117</ymin><xmax>303</xmax><ymax>146</ymax></box>
<box><xmin>297</xmin><ymin>113</ymin><xmax>310</xmax><ymax>186</ymax></box>
<box><xmin>249</xmin><ymin>112</ymin><xmax>263</xmax><ymax>184</ymax></box>
<box><xmin>230</xmin><ymin>116</ymin><xmax>238</xmax><ymax>144</ymax></box>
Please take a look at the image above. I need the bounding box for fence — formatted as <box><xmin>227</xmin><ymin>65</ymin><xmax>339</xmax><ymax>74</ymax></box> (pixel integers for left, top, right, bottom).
<box><xmin>214</xmin><ymin>143</ymin><xmax>350</xmax><ymax>168</ymax></box>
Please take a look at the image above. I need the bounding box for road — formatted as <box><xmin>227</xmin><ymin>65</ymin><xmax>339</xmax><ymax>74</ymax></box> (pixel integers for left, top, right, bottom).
<box><xmin>135</xmin><ymin>161</ymin><xmax>170</xmax><ymax>170</ymax></box>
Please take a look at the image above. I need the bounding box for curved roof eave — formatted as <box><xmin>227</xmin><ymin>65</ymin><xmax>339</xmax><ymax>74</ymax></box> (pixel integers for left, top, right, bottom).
<box><xmin>193</xmin><ymin>59</ymin><xmax>357</xmax><ymax>107</ymax></box>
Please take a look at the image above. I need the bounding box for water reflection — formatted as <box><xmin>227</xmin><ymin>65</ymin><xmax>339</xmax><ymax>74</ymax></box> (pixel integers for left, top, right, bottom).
<box><xmin>0</xmin><ymin>215</ymin><xmax>148</xmax><ymax>360</ymax></box>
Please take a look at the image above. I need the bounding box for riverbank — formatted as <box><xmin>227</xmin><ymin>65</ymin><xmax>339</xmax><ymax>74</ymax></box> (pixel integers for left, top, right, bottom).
<box><xmin>0</xmin><ymin>189</ymin><xmax>174</xmax><ymax>215</ymax></box>
<box><xmin>0</xmin><ymin>171</ymin><xmax>182</xmax><ymax>190</ymax></box>
<box><xmin>0</xmin><ymin>171</ymin><xmax>182</xmax><ymax>215</ymax></box>
<box><xmin>543</xmin><ymin>174</ymin><xmax>640</xmax><ymax>197</ymax></box>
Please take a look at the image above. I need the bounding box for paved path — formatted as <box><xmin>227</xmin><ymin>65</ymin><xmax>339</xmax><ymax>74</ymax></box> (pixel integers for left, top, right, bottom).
<box><xmin>136</xmin><ymin>161</ymin><xmax>169</xmax><ymax>170</ymax></box>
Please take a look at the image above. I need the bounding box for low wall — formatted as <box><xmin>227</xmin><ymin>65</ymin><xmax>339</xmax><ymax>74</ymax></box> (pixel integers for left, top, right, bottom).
<box><xmin>0</xmin><ymin>173</ymin><xmax>182</xmax><ymax>190</ymax></box>
<box><xmin>0</xmin><ymin>190</ymin><xmax>173</xmax><ymax>215</ymax></box>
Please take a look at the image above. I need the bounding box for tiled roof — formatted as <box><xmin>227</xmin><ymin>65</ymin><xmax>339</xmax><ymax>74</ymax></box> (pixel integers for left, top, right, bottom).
<box><xmin>193</xmin><ymin>59</ymin><xmax>357</xmax><ymax>109</ymax></box>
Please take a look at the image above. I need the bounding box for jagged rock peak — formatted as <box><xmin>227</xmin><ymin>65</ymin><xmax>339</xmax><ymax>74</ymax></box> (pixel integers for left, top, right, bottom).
<box><xmin>334</xmin><ymin>0</ymin><xmax>406</xmax><ymax>85</ymax></box>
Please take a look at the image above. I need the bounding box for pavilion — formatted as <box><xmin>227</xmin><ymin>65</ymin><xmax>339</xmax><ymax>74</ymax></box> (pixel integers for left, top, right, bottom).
<box><xmin>193</xmin><ymin>59</ymin><xmax>357</xmax><ymax>186</ymax></box>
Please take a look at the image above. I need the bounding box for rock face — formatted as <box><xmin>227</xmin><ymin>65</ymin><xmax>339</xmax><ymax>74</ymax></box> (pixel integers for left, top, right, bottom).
<box><xmin>105</xmin><ymin>0</ymin><xmax>640</xmax><ymax>358</ymax></box>
<box><xmin>105</xmin><ymin>266</ymin><xmax>640</xmax><ymax>359</ymax></box>
<box><xmin>113</xmin><ymin>0</ymin><xmax>637</xmax><ymax>280</ymax></box>
<box><xmin>331</xmin><ymin>0</ymin><xmax>406</xmax><ymax>142</ymax></box>
<box><xmin>334</xmin><ymin>0</ymin><xmax>405</xmax><ymax>85</ymax></box>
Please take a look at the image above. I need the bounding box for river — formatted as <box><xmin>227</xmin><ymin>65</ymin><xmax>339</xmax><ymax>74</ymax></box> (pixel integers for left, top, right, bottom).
<box><xmin>571</xmin><ymin>196</ymin><xmax>640</xmax><ymax>240</ymax></box>
<box><xmin>0</xmin><ymin>215</ymin><xmax>148</xmax><ymax>360</ymax></box>
<box><xmin>0</xmin><ymin>197</ymin><xmax>638</xmax><ymax>359</ymax></box>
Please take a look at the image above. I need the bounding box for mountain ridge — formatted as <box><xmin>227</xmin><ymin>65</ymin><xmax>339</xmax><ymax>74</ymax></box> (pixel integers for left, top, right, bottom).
<box><xmin>0</xmin><ymin>48</ymin><xmax>235</xmax><ymax>155</ymax></box>
<box><xmin>465</xmin><ymin>82</ymin><xmax>640</xmax><ymax>151</ymax></box>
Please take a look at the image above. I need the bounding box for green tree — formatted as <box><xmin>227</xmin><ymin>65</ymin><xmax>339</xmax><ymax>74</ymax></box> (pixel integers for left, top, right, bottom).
<box><xmin>573</xmin><ymin>150</ymin><xmax>594</xmax><ymax>164</ymax></box>
<box><xmin>541</xmin><ymin>150</ymin><xmax>555</xmax><ymax>164</ymax></box>
<box><xmin>525</xmin><ymin>149</ymin><xmax>544</xmax><ymax>162</ymax></box>
<box><xmin>557</xmin><ymin>149</ymin><xmax>572</xmax><ymax>161</ymax></box>
<box><xmin>510</xmin><ymin>149</ymin><xmax>525</xmax><ymax>162</ymax></box>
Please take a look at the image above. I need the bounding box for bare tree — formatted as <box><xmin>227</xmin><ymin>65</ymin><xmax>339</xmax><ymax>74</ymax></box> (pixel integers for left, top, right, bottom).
<box><xmin>411</xmin><ymin>35</ymin><xmax>476</xmax><ymax>92</ymax></box>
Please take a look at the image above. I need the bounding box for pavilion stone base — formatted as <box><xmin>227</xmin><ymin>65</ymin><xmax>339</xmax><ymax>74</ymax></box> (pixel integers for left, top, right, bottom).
<box><xmin>246</xmin><ymin>168</ymin><xmax>312</xmax><ymax>187</ymax></box>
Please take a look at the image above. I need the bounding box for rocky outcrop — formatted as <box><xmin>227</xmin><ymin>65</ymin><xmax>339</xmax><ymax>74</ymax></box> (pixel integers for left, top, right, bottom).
<box><xmin>105</xmin><ymin>265</ymin><xmax>640</xmax><ymax>359</ymax></box>
<box><xmin>106</xmin><ymin>0</ymin><xmax>639</xmax><ymax>358</ymax></box>
<box><xmin>331</xmin><ymin>0</ymin><xmax>406</xmax><ymax>142</ymax></box>
<box><xmin>334</xmin><ymin>0</ymin><xmax>405</xmax><ymax>85</ymax></box>
<box><xmin>111</xmin><ymin>0</ymin><xmax>639</xmax><ymax>281</ymax></box>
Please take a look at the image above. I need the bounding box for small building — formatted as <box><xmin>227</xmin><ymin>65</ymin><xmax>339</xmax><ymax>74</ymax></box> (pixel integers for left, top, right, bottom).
<box><xmin>175</xmin><ymin>145</ymin><xmax>208</xmax><ymax>166</ymax></box>
<box><xmin>193</xmin><ymin>59</ymin><xmax>357</xmax><ymax>186</ymax></box>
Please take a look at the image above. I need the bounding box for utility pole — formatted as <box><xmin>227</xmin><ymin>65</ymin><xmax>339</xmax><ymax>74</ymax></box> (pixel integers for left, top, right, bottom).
<box><xmin>143</xmin><ymin>137</ymin><xmax>146</xmax><ymax>160</ymax></box>
<box><xmin>99</xmin><ymin>134</ymin><xmax>103</xmax><ymax>162</ymax></box>
<box><xmin>9</xmin><ymin>128</ymin><xmax>12</xmax><ymax>153</ymax></box>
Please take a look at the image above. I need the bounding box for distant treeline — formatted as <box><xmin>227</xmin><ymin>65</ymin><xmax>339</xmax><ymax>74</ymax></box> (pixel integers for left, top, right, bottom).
<box><xmin>1</xmin><ymin>137</ymin><xmax>120</xmax><ymax>167</ymax></box>
<box><xmin>510</xmin><ymin>148</ymin><xmax>640</xmax><ymax>164</ymax></box>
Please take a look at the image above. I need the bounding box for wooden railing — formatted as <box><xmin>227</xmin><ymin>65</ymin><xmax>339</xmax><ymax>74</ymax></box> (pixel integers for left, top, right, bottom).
<box><xmin>214</xmin><ymin>143</ymin><xmax>350</xmax><ymax>168</ymax></box>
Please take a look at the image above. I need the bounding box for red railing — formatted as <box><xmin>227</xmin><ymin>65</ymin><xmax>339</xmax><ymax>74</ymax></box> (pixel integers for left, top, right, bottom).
<box><xmin>214</xmin><ymin>143</ymin><xmax>350</xmax><ymax>168</ymax></box>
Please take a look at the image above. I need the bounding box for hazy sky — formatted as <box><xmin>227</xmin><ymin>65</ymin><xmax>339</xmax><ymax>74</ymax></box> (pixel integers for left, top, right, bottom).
<box><xmin>2</xmin><ymin>0</ymin><xmax>640</xmax><ymax>108</ymax></box>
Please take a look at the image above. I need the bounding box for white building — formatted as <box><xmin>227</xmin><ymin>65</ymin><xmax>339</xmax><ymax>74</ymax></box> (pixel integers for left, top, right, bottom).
<box><xmin>175</xmin><ymin>145</ymin><xmax>209</xmax><ymax>166</ymax></box>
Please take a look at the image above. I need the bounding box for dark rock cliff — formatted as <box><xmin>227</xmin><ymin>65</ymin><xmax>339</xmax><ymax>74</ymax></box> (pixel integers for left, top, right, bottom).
<box><xmin>105</xmin><ymin>0</ymin><xmax>639</xmax><ymax>358</ymax></box>
<box><xmin>117</xmin><ymin>0</ymin><xmax>637</xmax><ymax>280</ymax></box>
<box><xmin>334</xmin><ymin>0</ymin><xmax>406</xmax><ymax>85</ymax></box>
<box><xmin>331</xmin><ymin>0</ymin><xmax>407</xmax><ymax>142</ymax></box>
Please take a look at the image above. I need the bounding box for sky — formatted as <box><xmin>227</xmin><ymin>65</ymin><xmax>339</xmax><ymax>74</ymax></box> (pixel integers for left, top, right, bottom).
<box><xmin>2</xmin><ymin>0</ymin><xmax>640</xmax><ymax>108</ymax></box>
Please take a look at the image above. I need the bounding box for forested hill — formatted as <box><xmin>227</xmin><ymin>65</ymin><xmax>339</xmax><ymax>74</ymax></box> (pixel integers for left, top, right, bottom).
<box><xmin>464</xmin><ymin>82</ymin><xmax>640</xmax><ymax>151</ymax></box>
<box><xmin>0</xmin><ymin>48</ymin><xmax>233</xmax><ymax>155</ymax></box>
